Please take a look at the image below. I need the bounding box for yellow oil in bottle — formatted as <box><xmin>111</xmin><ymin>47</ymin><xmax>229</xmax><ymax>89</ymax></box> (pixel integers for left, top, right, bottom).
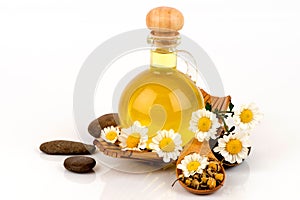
<box><xmin>118</xmin><ymin>48</ymin><xmax>204</xmax><ymax>146</ymax></box>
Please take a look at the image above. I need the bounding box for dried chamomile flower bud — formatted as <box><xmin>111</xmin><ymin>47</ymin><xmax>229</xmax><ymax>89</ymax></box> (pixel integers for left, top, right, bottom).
<box><xmin>207</xmin><ymin>168</ymin><xmax>215</xmax><ymax>177</ymax></box>
<box><xmin>208</xmin><ymin>161</ymin><xmax>219</xmax><ymax>172</ymax></box>
<box><xmin>201</xmin><ymin>172</ymin><xmax>209</xmax><ymax>183</ymax></box>
<box><xmin>201</xmin><ymin>184</ymin><xmax>208</xmax><ymax>189</ymax></box>
<box><xmin>171</xmin><ymin>173</ymin><xmax>185</xmax><ymax>187</ymax></box>
<box><xmin>191</xmin><ymin>179</ymin><xmax>200</xmax><ymax>189</ymax></box>
<box><xmin>193</xmin><ymin>173</ymin><xmax>200</xmax><ymax>180</ymax></box>
<box><xmin>178</xmin><ymin>174</ymin><xmax>184</xmax><ymax>181</ymax></box>
<box><xmin>207</xmin><ymin>177</ymin><xmax>217</xmax><ymax>189</ymax></box>
<box><xmin>214</xmin><ymin>173</ymin><xmax>224</xmax><ymax>182</ymax></box>
<box><xmin>185</xmin><ymin>178</ymin><xmax>192</xmax><ymax>186</ymax></box>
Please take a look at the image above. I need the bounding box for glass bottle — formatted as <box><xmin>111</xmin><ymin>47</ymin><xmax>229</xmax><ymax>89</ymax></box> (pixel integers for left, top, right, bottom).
<box><xmin>118</xmin><ymin>7</ymin><xmax>204</xmax><ymax>146</ymax></box>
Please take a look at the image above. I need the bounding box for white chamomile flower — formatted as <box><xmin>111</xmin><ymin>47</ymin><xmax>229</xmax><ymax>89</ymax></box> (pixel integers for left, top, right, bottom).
<box><xmin>118</xmin><ymin>121</ymin><xmax>148</xmax><ymax>151</ymax></box>
<box><xmin>233</xmin><ymin>103</ymin><xmax>263</xmax><ymax>130</ymax></box>
<box><xmin>149</xmin><ymin>129</ymin><xmax>182</xmax><ymax>163</ymax></box>
<box><xmin>189</xmin><ymin>108</ymin><xmax>220</xmax><ymax>142</ymax></box>
<box><xmin>100</xmin><ymin>126</ymin><xmax>120</xmax><ymax>143</ymax></box>
<box><xmin>177</xmin><ymin>153</ymin><xmax>209</xmax><ymax>177</ymax></box>
<box><xmin>213</xmin><ymin>132</ymin><xmax>251</xmax><ymax>164</ymax></box>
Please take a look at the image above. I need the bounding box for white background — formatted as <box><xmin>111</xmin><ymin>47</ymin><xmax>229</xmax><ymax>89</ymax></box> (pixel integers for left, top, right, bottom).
<box><xmin>1</xmin><ymin>0</ymin><xmax>299</xmax><ymax>199</ymax></box>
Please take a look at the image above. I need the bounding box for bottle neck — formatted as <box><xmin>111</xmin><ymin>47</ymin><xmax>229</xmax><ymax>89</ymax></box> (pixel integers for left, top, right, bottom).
<box><xmin>150</xmin><ymin>48</ymin><xmax>177</xmax><ymax>69</ymax></box>
<box><xmin>147</xmin><ymin>31</ymin><xmax>181</xmax><ymax>69</ymax></box>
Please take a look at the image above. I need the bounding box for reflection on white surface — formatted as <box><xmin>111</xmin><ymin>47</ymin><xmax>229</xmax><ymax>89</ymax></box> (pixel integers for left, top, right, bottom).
<box><xmin>39</xmin><ymin>152</ymin><xmax>68</xmax><ymax>162</ymax></box>
<box><xmin>98</xmin><ymin>167</ymin><xmax>178</xmax><ymax>200</ymax></box>
<box><xmin>64</xmin><ymin>170</ymin><xmax>97</xmax><ymax>184</ymax></box>
<box><xmin>221</xmin><ymin>162</ymin><xmax>250</xmax><ymax>198</ymax></box>
<box><xmin>94</xmin><ymin>152</ymin><xmax>169</xmax><ymax>173</ymax></box>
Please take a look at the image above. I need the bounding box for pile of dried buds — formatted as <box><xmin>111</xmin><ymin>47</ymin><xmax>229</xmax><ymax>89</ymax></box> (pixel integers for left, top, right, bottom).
<box><xmin>175</xmin><ymin>158</ymin><xmax>224</xmax><ymax>190</ymax></box>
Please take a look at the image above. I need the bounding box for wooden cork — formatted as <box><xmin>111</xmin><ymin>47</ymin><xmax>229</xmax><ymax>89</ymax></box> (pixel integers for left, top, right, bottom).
<box><xmin>146</xmin><ymin>6</ymin><xmax>184</xmax><ymax>32</ymax></box>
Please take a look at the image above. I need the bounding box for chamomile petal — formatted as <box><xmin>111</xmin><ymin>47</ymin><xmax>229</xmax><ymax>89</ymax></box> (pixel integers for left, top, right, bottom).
<box><xmin>233</xmin><ymin>103</ymin><xmax>263</xmax><ymax>131</ymax></box>
<box><xmin>213</xmin><ymin>132</ymin><xmax>251</xmax><ymax>164</ymax></box>
<box><xmin>118</xmin><ymin>121</ymin><xmax>148</xmax><ymax>151</ymax></box>
<box><xmin>100</xmin><ymin>126</ymin><xmax>120</xmax><ymax>143</ymax></box>
<box><xmin>189</xmin><ymin>109</ymin><xmax>220</xmax><ymax>142</ymax></box>
<box><xmin>177</xmin><ymin>153</ymin><xmax>209</xmax><ymax>177</ymax></box>
<box><xmin>149</xmin><ymin>129</ymin><xmax>182</xmax><ymax>163</ymax></box>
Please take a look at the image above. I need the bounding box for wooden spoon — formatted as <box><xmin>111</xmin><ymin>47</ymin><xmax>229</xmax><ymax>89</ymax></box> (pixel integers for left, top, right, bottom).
<box><xmin>175</xmin><ymin>139</ymin><xmax>226</xmax><ymax>194</ymax></box>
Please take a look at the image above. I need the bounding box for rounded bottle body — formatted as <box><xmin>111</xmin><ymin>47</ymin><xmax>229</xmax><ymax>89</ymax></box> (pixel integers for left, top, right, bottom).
<box><xmin>118</xmin><ymin>67</ymin><xmax>204</xmax><ymax>146</ymax></box>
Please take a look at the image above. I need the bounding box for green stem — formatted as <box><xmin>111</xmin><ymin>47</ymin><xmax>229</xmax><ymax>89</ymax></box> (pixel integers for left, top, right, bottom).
<box><xmin>220</xmin><ymin>116</ymin><xmax>229</xmax><ymax>134</ymax></box>
<box><xmin>213</xmin><ymin>110</ymin><xmax>230</xmax><ymax>135</ymax></box>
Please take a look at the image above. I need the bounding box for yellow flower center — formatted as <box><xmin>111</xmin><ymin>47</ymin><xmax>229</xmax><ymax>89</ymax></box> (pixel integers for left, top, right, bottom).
<box><xmin>105</xmin><ymin>131</ymin><xmax>117</xmax><ymax>141</ymax></box>
<box><xmin>198</xmin><ymin>117</ymin><xmax>212</xmax><ymax>132</ymax></box>
<box><xmin>126</xmin><ymin>133</ymin><xmax>140</xmax><ymax>148</ymax></box>
<box><xmin>240</xmin><ymin>109</ymin><xmax>253</xmax><ymax>123</ymax></box>
<box><xmin>187</xmin><ymin>161</ymin><xmax>200</xmax><ymax>172</ymax></box>
<box><xmin>159</xmin><ymin>137</ymin><xmax>175</xmax><ymax>152</ymax></box>
<box><xmin>226</xmin><ymin>139</ymin><xmax>243</xmax><ymax>155</ymax></box>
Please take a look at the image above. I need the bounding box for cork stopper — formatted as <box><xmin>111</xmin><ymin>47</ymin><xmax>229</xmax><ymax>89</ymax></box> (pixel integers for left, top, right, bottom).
<box><xmin>146</xmin><ymin>6</ymin><xmax>184</xmax><ymax>32</ymax></box>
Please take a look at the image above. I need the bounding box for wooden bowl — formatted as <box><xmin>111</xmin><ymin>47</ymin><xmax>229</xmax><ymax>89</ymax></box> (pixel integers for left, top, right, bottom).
<box><xmin>175</xmin><ymin>139</ymin><xmax>225</xmax><ymax>194</ymax></box>
<box><xmin>88</xmin><ymin>89</ymin><xmax>231</xmax><ymax>164</ymax></box>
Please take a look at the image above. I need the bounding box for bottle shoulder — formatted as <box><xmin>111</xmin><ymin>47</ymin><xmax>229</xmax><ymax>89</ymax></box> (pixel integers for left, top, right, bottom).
<box><xmin>126</xmin><ymin>68</ymin><xmax>197</xmax><ymax>86</ymax></box>
<box><xmin>121</xmin><ymin>68</ymin><xmax>202</xmax><ymax>100</ymax></box>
